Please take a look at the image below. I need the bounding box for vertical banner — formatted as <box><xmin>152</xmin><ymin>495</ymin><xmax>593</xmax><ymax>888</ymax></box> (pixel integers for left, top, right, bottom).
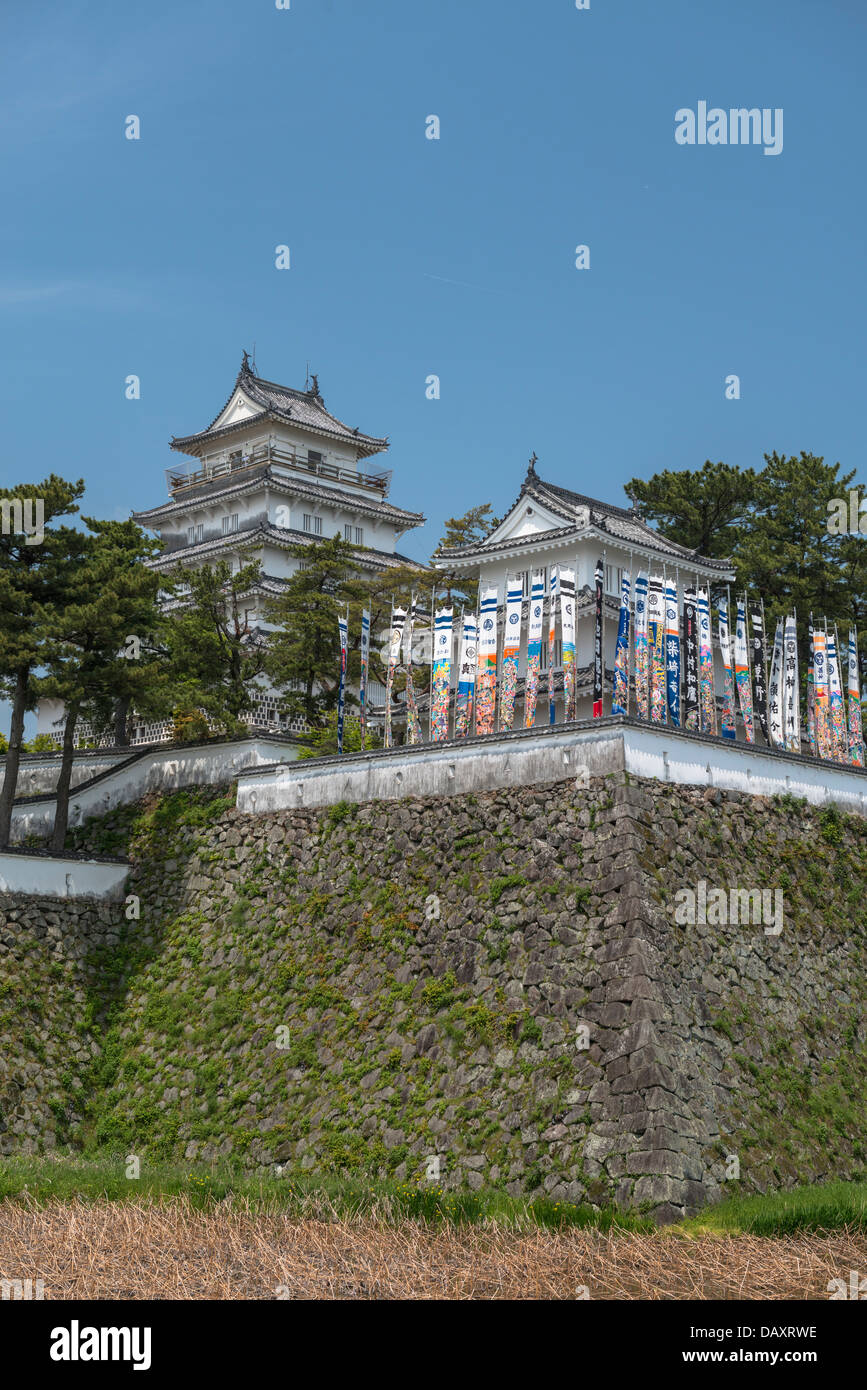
<box><xmin>383</xmin><ymin>607</ymin><xmax>406</xmax><ymax>749</ymax></box>
<box><xmin>682</xmin><ymin>588</ymin><xmax>699</xmax><ymax>731</ymax></box>
<box><xmin>827</xmin><ymin>629</ymin><xmax>845</xmax><ymax>762</ymax></box>
<box><xmin>768</xmin><ymin>618</ymin><xmax>785</xmax><ymax>749</ymax></box>
<box><xmin>749</xmin><ymin>602</ymin><xmax>769</xmax><ymax>743</ymax></box>
<box><xmin>647</xmin><ymin>574</ymin><xmax>665</xmax><ymax>724</ymax></box>
<box><xmin>783</xmin><ymin>614</ymin><xmax>800</xmax><ymax>754</ymax></box>
<box><xmin>664</xmin><ymin>578</ymin><xmax>681</xmax><ymax>728</ymax></box>
<box><xmin>548</xmin><ymin>567</ymin><xmax>559</xmax><ymax>725</ymax></box>
<box><xmin>612</xmin><ymin>569</ymin><xmax>631</xmax><ymax>716</ymax></box>
<box><xmin>593</xmin><ymin>558</ymin><xmax>604</xmax><ymax>718</ymax></box>
<box><xmin>813</xmin><ymin>627</ymin><xmax>829</xmax><ymax>759</ymax></box>
<box><xmin>806</xmin><ymin>620</ymin><xmax>817</xmax><ymax>757</ymax></box>
<box><xmin>475</xmin><ymin>586</ymin><xmax>499</xmax><ymax>736</ymax></box>
<box><xmin>359</xmin><ymin>608</ymin><xmax>370</xmax><ymax>751</ymax></box>
<box><xmin>717</xmin><ymin>598</ymin><xmax>736</xmax><ymax>740</ymax></box>
<box><xmin>848</xmin><ymin>629</ymin><xmax>864</xmax><ymax>766</ymax></box>
<box><xmin>634</xmin><ymin>571</ymin><xmax>649</xmax><ymax>719</ymax></box>
<box><xmin>430</xmin><ymin>606</ymin><xmax>453</xmax><ymax>742</ymax></box>
<box><xmin>734</xmin><ymin>598</ymin><xmax>754</xmax><ymax>743</ymax></box>
<box><xmin>524</xmin><ymin>572</ymin><xmax>545</xmax><ymax>727</ymax></box>
<box><xmin>698</xmin><ymin>588</ymin><xmax>717</xmax><ymax>735</ymax></box>
<box><xmin>499</xmin><ymin>578</ymin><xmax>523</xmax><ymax>732</ymax></box>
<box><xmin>336</xmin><ymin>610</ymin><xmax>348</xmax><ymax>754</ymax></box>
<box><xmin>404</xmin><ymin>594</ymin><xmax>420</xmax><ymax>745</ymax></box>
<box><xmin>560</xmin><ymin>568</ymin><xmax>577</xmax><ymax>722</ymax></box>
<box><xmin>454</xmin><ymin>612</ymin><xmax>477</xmax><ymax>738</ymax></box>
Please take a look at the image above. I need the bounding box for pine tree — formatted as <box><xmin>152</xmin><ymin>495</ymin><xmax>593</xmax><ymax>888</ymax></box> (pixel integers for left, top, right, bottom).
<box><xmin>161</xmin><ymin>559</ymin><xmax>269</xmax><ymax>734</ymax></box>
<box><xmin>38</xmin><ymin>519</ymin><xmax>162</xmax><ymax>851</ymax></box>
<box><xmin>625</xmin><ymin>461</ymin><xmax>758</xmax><ymax>558</ymax></box>
<box><xmin>0</xmin><ymin>475</ymin><xmax>85</xmax><ymax>848</ymax></box>
<box><xmin>265</xmin><ymin>535</ymin><xmax>368</xmax><ymax>727</ymax></box>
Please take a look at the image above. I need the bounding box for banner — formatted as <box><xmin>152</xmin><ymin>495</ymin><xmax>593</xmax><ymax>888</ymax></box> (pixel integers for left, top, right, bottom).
<box><xmin>734</xmin><ymin>598</ymin><xmax>754</xmax><ymax>743</ymax></box>
<box><xmin>404</xmin><ymin>594</ymin><xmax>420</xmax><ymax>745</ymax></box>
<box><xmin>336</xmin><ymin>611</ymin><xmax>348</xmax><ymax>754</ymax></box>
<box><xmin>827</xmin><ymin>629</ymin><xmax>845</xmax><ymax>761</ymax></box>
<box><xmin>454</xmin><ymin>612</ymin><xmax>477</xmax><ymax>738</ymax></box>
<box><xmin>783</xmin><ymin>614</ymin><xmax>800</xmax><ymax>753</ymax></box>
<box><xmin>717</xmin><ymin>598</ymin><xmax>736</xmax><ymax>740</ymax></box>
<box><xmin>548</xmin><ymin>567</ymin><xmax>559</xmax><ymax>726</ymax></box>
<box><xmin>634</xmin><ymin>572</ymin><xmax>649</xmax><ymax>719</ymax></box>
<box><xmin>848</xmin><ymin>628</ymin><xmax>864</xmax><ymax>767</ymax></box>
<box><xmin>499</xmin><ymin>578</ymin><xmax>523</xmax><ymax>732</ymax></box>
<box><xmin>612</xmin><ymin>569</ymin><xmax>631</xmax><ymax>716</ymax></box>
<box><xmin>698</xmin><ymin>588</ymin><xmax>717</xmax><ymax>735</ymax></box>
<box><xmin>593</xmin><ymin>558</ymin><xmax>604</xmax><ymax>718</ymax></box>
<box><xmin>430</xmin><ymin>606</ymin><xmax>453</xmax><ymax>742</ymax></box>
<box><xmin>749</xmin><ymin>602</ymin><xmax>769</xmax><ymax>744</ymax></box>
<box><xmin>524</xmin><ymin>572</ymin><xmax>545</xmax><ymax>727</ymax></box>
<box><xmin>806</xmin><ymin>621</ymin><xmax>817</xmax><ymax>757</ymax></box>
<box><xmin>475</xmin><ymin>586</ymin><xmax>499</xmax><ymax>736</ymax></box>
<box><xmin>682</xmin><ymin>589</ymin><xmax>699</xmax><ymax>730</ymax></box>
<box><xmin>359</xmin><ymin>608</ymin><xmax>370</xmax><ymax>751</ymax></box>
<box><xmin>813</xmin><ymin>627</ymin><xmax>829</xmax><ymax>759</ymax></box>
<box><xmin>560</xmin><ymin>568</ymin><xmax>577</xmax><ymax>721</ymax></box>
<box><xmin>664</xmin><ymin>578</ymin><xmax>680</xmax><ymax>727</ymax></box>
<box><xmin>383</xmin><ymin>607</ymin><xmax>406</xmax><ymax>749</ymax></box>
<box><xmin>768</xmin><ymin>618</ymin><xmax>785</xmax><ymax>749</ymax></box>
<box><xmin>648</xmin><ymin>574</ymin><xmax>665</xmax><ymax>724</ymax></box>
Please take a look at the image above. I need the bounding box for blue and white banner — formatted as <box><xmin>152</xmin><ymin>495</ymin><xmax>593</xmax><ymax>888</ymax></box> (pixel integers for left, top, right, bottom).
<box><xmin>664</xmin><ymin>578</ymin><xmax>680</xmax><ymax>728</ymax></box>
<box><xmin>337</xmin><ymin>611</ymin><xmax>348</xmax><ymax>754</ymax></box>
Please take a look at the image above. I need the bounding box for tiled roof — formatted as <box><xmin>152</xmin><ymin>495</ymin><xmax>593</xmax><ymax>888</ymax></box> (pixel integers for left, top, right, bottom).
<box><xmin>132</xmin><ymin>464</ymin><xmax>424</xmax><ymax>530</ymax></box>
<box><xmin>170</xmin><ymin>355</ymin><xmax>390</xmax><ymax>459</ymax></box>
<box><xmin>145</xmin><ymin>522</ymin><xmax>428</xmax><ymax>576</ymax></box>
<box><xmin>434</xmin><ymin>467</ymin><xmax>734</xmax><ymax>575</ymax></box>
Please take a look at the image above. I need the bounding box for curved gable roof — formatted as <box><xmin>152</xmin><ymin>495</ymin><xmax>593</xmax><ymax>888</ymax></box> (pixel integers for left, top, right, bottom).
<box><xmin>171</xmin><ymin>355</ymin><xmax>390</xmax><ymax>459</ymax></box>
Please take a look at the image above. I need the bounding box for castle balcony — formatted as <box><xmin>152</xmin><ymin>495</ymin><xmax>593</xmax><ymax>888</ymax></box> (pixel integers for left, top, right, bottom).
<box><xmin>165</xmin><ymin>442</ymin><xmax>392</xmax><ymax>501</ymax></box>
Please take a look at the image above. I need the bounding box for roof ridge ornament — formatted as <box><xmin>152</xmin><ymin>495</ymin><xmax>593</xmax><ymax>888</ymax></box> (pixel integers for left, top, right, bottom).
<box><xmin>527</xmin><ymin>451</ymin><xmax>538</xmax><ymax>477</ymax></box>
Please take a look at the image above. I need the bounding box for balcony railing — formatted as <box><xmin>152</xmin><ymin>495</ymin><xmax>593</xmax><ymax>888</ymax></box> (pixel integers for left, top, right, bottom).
<box><xmin>166</xmin><ymin>443</ymin><xmax>391</xmax><ymax>498</ymax></box>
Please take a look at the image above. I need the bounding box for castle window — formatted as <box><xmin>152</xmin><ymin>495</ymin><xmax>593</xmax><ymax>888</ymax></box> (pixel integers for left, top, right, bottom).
<box><xmin>222</xmin><ymin>514</ymin><xmax>239</xmax><ymax>536</ymax></box>
<box><xmin>355</xmin><ymin>527</ymin><xmax>363</xmax><ymax>545</ymax></box>
<box><xmin>344</xmin><ymin>524</ymin><xmax>352</xmax><ymax>541</ymax></box>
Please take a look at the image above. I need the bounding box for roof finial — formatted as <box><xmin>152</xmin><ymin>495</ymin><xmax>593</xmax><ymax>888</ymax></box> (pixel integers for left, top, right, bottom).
<box><xmin>241</xmin><ymin>348</ymin><xmax>252</xmax><ymax>374</ymax></box>
<box><xmin>527</xmin><ymin>451</ymin><xmax>538</xmax><ymax>476</ymax></box>
<box><xmin>309</xmin><ymin>372</ymin><xmax>321</xmax><ymax>401</ymax></box>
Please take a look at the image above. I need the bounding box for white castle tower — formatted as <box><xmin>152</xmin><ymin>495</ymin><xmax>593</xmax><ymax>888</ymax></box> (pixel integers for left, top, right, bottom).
<box><xmin>37</xmin><ymin>353</ymin><xmax>426</xmax><ymax>745</ymax></box>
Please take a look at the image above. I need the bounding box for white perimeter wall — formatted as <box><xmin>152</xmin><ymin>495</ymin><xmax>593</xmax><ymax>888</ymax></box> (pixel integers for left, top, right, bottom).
<box><xmin>235</xmin><ymin>719</ymin><xmax>867</xmax><ymax>817</ymax></box>
<box><xmin>10</xmin><ymin>736</ymin><xmax>303</xmax><ymax>843</ymax></box>
<box><xmin>0</xmin><ymin>853</ymin><xmax>129</xmax><ymax>900</ymax></box>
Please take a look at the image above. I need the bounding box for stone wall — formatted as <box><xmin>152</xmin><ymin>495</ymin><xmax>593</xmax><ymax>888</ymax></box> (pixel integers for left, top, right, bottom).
<box><xmin>0</xmin><ymin>776</ymin><xmax>864</xmax><ymax>1221</ymax></box>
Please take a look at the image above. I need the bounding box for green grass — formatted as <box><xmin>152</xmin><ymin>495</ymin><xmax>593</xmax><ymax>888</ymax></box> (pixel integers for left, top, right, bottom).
<box><xmin>1</xmin><ymin>1159</ymin><xmax>864</xmax><ymax>1236</ymax></box>
<box><xmin>676</xmin><ymin>1181</ymin><xmax>867</xmax><ymax>1237</ymax></box>
<box><xmin>0</xmin><ymin>1153</ymin><xmax>650</xmax><ymax>1231</ymax></box>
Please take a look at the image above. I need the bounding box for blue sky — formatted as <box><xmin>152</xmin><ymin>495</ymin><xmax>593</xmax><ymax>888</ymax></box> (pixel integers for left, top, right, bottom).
<box><xmin>1</xmin><ymin>0</ymin><xmax>864</xmax><ymax>569</ymax></box>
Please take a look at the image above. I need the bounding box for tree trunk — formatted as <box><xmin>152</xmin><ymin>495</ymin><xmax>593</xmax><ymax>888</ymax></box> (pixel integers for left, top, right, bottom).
<box><xmin>0</xmin><ymin>666</ymin><xmax>29</xmax><ymax>850</ymax></box>
<box><xmin>114</xmin><ymin>695</ymin><xmax>131</xmax><ymax>747</ymax></box>
<box><xmin>51</xmin><ymin>700</ymin><xmax>80</xmax><ymax>853</ymax></box>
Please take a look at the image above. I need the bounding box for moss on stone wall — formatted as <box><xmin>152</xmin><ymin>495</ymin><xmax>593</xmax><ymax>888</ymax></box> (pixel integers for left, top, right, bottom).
<box><xmin>0</xmin><ymin>774</ymin><xmax>865</xmax><ymax>1221</ymax></box>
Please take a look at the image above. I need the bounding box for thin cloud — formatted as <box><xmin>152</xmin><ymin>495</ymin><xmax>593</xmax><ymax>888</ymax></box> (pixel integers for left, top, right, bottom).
<box><xmin>0</xmin><ymin>281</ymin><xmax>161</xmax><ymax>311</ymax></box>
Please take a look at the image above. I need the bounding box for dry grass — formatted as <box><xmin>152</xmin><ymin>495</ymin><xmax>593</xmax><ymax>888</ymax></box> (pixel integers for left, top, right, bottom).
<box><xmin>2</xmin><ymin>1195</ymin><xmax>865</xmax><ymax>1299</ymax></box>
